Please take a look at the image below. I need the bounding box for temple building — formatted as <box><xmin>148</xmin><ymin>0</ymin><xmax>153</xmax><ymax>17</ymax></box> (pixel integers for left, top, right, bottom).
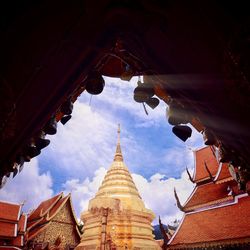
<box><xmin>167</xmin><ymin>146</ymin><xmax>250</xmax><ymax>249</ymax></box>
<box><xmin>76</xmin><ymin>126</ymin><xmax>160</xmax><ymax>250</ymax></box>
<box><xmin>0</xmin><ymin>201</ymin><xmax>27</xmax><ymax>249</ymax></box>
<box><xmin>26</xmin><ymin>193</ymin><xmax>81</xmax><ymax>249</ymax></box>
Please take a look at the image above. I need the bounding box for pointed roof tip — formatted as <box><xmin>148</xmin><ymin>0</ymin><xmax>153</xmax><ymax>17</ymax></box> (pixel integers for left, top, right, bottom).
<box><xmin>114</xmin><ymin>124</ymin><xmax>123</xmax><ymax>162</ymax></box>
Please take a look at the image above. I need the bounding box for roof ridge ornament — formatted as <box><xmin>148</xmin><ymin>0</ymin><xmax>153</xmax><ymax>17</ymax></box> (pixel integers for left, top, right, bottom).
<box><xmin>174</xmin><ymin>188</ymin><xmax>184</xmax><ymax>212</ymax></box>
<box><xmin>204</xmin><ymin>161</ymin><xmax>215</xmax><ymax>183</ymax></box>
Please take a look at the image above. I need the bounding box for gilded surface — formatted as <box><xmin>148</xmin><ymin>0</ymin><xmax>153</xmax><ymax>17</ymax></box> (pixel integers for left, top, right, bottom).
<box><xmin>76</xmin><ymin>130</ymin><xmax>160</xmax><ymax>250</ymax></box>
<box><xmin>33</xmin><ymin>202</ymin><xmax>80</xmax><ymax>248</ymax></box>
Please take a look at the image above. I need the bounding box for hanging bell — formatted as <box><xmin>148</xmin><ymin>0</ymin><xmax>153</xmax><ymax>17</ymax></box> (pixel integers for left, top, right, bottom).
<box><xmin>85</xmin><ymin>71</ymin><xmax>105</xmax><ymax>95</ymax></box>
<box><xmin>61</xmin><ymin>115</ymin><xmax>72</xmax><ymax>125</ymax></box>
<box><xmin>167</xmin><ymin>102</ymin><xmax>189</xmax><ymax>125</ymax></box>
<box><xmin>44</xmin><ymin>116</ymin><xmax>57</xmax><ymax>135</ymax></box>
<box><xmin>202</xmin><ymin>128</ymin><xmax>216</xmax><ymax>145</ymax></box>
<box><xmin>146</xmin><ymin>97</ymin><xmax>160</xmax><ymax>109</ymax></box>
<box><xmin>36</xmin><ymin>137</ymin><xmax>50</xmax><ymax>150</ymax></box>
<box><xmin>172</xmin><ymin>125</ymin><xmax>192</xmax><ymax>142</ymax></box>
<box><xmin>24</xmin><ymin>143</ymin><xmax>41</xmax><ymax>158</ymax></box>
<box><xmin>61</xmin><ymin>99</ymin><xmax>73</xmax><ymax>115</ymax></box>
<box><xmin>133</xmin><ymin>81</ymin><xmax>155</xmax><ymax>103</ymax></box>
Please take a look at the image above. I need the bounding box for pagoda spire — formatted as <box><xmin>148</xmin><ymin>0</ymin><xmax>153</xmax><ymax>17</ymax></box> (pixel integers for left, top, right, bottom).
<box><xmin>114</xmin><ymin>124</ymin><xmax>123</xmax><ymax>162</ymax></box>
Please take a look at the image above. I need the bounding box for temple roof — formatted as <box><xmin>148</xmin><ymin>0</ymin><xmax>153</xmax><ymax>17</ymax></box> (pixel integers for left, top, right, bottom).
<box><xmin>215</xmin><ymin>163</ymin><xmax>233</xmax><ymax>183</ymax></box>
<box><xmin>168</xmin><ymin>195</ymin><xmax>250</xmax><ymax>249</ymax></box>
<box><xmin>0</xmin><ymin>201</ymin><xmax>27</xmax><ymax>247</ymax></box>
<box><xmin>183</xmin><ymin>181</ymin><xmax>236</xmax><ymax>212</ymax></box>
<box><xmin>27</xmin><ymin>193</ymin><xmax>80</xmax><ymax>240</ymax></box>
<box><xmin>0</xmin><ymin>222</ymin><xmax>16</xmax><ymax>238</ymax></box>
<box><xmin>0</xmin><ymin>201</ymin><xmax>22</xmax><ymax>222</ymax></box>
<box><xmin>193</xmin><ymin>146</ymin><xmax>219</xmax><ymax>183</ymax></box>
<box><xmin>28</xmin><ymin>193</ymin><xmax>63</xmax><ymax>222</ymax></box>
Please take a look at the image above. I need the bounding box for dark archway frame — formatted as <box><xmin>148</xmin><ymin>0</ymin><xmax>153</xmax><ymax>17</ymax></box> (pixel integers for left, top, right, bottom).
<box><xmin>0</xmin><ymin>1</ymin><xmax>250</xmax><ymax>190</ymax></box>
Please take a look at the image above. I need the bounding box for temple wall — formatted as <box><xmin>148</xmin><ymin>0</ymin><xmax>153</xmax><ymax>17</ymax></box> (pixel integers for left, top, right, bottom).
<box><xmin>33</xmin><ymin>202</ymin><xmax>80</xmax><ymax>248</ymax></box>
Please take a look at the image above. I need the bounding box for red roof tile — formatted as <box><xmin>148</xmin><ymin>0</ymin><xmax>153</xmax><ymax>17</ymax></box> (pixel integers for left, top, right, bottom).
<box><xmin>27</xmin><ymin>217</ymin><xmax>43</xmax><ymax>231</ymax></box>
<box><xmin>0</xmin><ymin>247</ymin><xmax>22</xmax><ymax>250</ymax></box>
<box><xmin>184</xmin><ymin>181</ymin><xmax>236</xmax><ymax>211</ymax></box>
<box><xmin>193</xmin><ymin>146</ymin><xmax>219</xmax><ymax>183</ymax></box>
<box><xmin>12</xmin><ymin>235</ymin><xmax>23</xmax><ymax>247</ymax></box>
<box><xmin>28</xmin><ymin>193</ymin><xmax>62</xmax><ymax>221</ymax></box>
<box><xmin>215</xmin><ymin>163</ymin><xmax>233</xmax><ymax>183</ymax></box>
<box><xmin>169</xmin><ymin>195</ymin><xmax>250</xmax><ymax>248</ymax></box>
<box><xmin>0</xmin><ymin>202</ymin><xmax>21</xmax><ymax>222</ymax></box>
<box><xmin>17</xmin><ymin>214</ymin><xmax>27</xmax><ymax>233</ymax></box>
<box><xmin>0</xmin><ymin>222</ymin><xmax>16</xmax><ymax>237</ymax></box>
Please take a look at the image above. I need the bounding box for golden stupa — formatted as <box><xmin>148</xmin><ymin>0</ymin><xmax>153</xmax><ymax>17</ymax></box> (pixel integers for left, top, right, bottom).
<box><xmin>76</xmin><ymin>125</ymin><xmax>160</xmax><ymax>250</ymax></box>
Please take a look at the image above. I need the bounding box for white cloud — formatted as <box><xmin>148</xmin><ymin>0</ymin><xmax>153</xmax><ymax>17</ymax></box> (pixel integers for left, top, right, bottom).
<box><xmin>63</xmin><ymin>166</ymin><xmax>194</xmax><ymax>226</ymax></box>
<box><xmin>0</xmin><ymin>158</ymin><xmax>53</xmax><ymax>212</ymax></box>
<box><xmin>132</xmin><ymin>170</ymin><xmax>194</xmax><ymax>225</ymax></box>
<box><xmin>45</xmin><ymin>102</ymin><xmax>117</xmax><ymax>177</ymax></box>
<box><xmin>63</xmin><ymin>167</ymin><xmax>107</xmax><ymax>217</ymax></box>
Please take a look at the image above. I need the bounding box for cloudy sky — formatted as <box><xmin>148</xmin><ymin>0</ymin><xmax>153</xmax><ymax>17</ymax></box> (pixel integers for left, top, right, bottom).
<box><xmin>0</xmin><ymin>77</ymin><xmax>204</xmax><ymax>225</ymax></box>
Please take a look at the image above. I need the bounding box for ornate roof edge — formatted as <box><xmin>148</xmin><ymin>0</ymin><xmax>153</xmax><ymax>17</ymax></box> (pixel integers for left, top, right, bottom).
<box><xmin>40</xmin><ymin>192</ymin><xmax>63</xmax><ymax>217</ymax></box>
<box><xmin>167</xmin><ymin>214</ymin><xmax>186</xmax><ymax>246</ymax></box>
<box><xmin>27</xmin><ymin>221</ymin><xmax>51</xmax><ymax>240</ymax></box>
<box><xmin>186</xmin><ymin>193</ymin><xmax>248</xmax><ymax>215</ymax></box>
<box><xmin>27</xmin><ymin>217</ymin><xmax>43</xmax><ymax>231</ymax></box>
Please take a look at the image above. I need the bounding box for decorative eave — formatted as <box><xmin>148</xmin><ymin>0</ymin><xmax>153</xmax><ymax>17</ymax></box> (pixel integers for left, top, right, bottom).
<box><xmin>39</xmin><ymin>192</ymin><xmax>63</xmax><ymax>218</ymax></box>
<box><xmin>167</xmin><ymin>236</ymin><xmax>250</xmax><ymax>249</ymax></box>
<box><xmin>27</xmin><ymin>217</ymin><xmax>43</xmax><ymax>231</ymax></box>
<box><xmin>28</xmin><ymin>192</ymin><xmax>63</xmax><ymax>221</ymax></box>
<box><xmin>168</xmin><ymin>194</ymin><xmax>250</xmax><ymax>249</ymax></box>
<box><xmin>27</xmin><ymin>221</ymin><xmax>51</xmax><ymax>240</ymax></box>
<box><xmin>184</xmin><ymin>196</ymin><xmax>235</xmax><ymax>213</ymax></box>
<box><xmin>174</xmin><ymin>188</ymin><xmax>184</xmax><ymax>212</ymax></box>
<box><xmin>46</xmin><ymin>195</ymin><xmax>70</xmax><ymax>221</ymax></box>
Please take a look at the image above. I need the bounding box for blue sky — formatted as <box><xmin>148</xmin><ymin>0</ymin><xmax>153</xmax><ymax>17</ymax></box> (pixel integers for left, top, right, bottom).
<box><xmin>0</xmin><ymin>76</ymin><xmax>204</xmax><ymax>224</ymax></box>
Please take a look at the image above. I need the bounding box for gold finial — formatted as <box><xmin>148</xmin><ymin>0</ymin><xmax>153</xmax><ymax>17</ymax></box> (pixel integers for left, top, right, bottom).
<box><xmin>117</xmin><ymin>124</ymin><xmax>121</xmax><ymax>143</ymax></box>
<box><xmin>118</xmin><ymin>123</ymin><xmax>120</xmax><ymax>134</ymax></box>
<box><xmin>114</xmin><ymin>124</ymin><xmax>123</xmax><ymax>162</ymax></box>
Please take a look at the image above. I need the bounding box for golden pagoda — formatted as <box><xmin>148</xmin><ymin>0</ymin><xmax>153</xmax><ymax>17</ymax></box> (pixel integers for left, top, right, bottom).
<box><xmin>76</xmin><ymin>125</ymin><xmax>160</xmax><ymax>250</ymax></box>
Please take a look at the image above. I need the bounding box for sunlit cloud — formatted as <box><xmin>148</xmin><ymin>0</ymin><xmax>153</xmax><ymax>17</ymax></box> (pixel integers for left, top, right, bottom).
<box><xmin>0</xmin><ymin>159</ymin><xmax>53</xmax><ymax>212</ymax></box>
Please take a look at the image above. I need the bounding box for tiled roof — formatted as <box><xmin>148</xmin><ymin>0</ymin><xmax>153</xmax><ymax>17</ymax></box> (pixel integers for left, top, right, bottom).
<box><xmin>0</xmin><ymin>247</ymin><xmax>22</xmax><ymax>250</ymax></box>
<box><xmin>28</xmin><ymin>193</ymin><xmax>62</xmax><ymax>221</ymax></box>
<box><xmin>17</xmin><ymin>214</ymin><xmax>27</xmax><ymax>233</ymax></box>
<box><xmin>0</xmin><ymin>201</ymin><xmax>27</xmax><ymax>247</ymax></box>
<box><xmin>27</xmin><ymin>193</ymin><xmax>80</xmax><ymax>242</ymax></box>
<box><xmin>215</xmin><ymin>163</ymin><xmax>233</xmax><ymax>183</ymax></box>
<box><xmin>0</xmin><ymin>221</ymin><xmax>16</xmax><ymax>237</ymax></box>
<box><xmin>12</xmin><ymin>236</ymin><xmax>23</xmax><ymax>247</ymax></box>
<box><xmin>169</xmin><ymin>195</ymin><xmax>250</xmax><ymax>248</ymax></box>
<box><xmin>193</xmin><ymin>146</ymin><xmax>219</xmax><ymax>183</ymax></box>
<box><xmin>27</xmin><ymin>217</ymin><xmax>43</xmax><ymax>230</ymax></box>
<box><xmin>0</xmin><ymin>201</ymin><xmax>21</xmax><ymax>222</ymax></box>
<box><xmin>183</xmin><ymin>181</ymin><xmax>236</xmax><ymax>211</ymax></box>
<box><xmin>47</xmin><ymin>195</ymin><xmax>69</xmax><ymax>219</ymax></box>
